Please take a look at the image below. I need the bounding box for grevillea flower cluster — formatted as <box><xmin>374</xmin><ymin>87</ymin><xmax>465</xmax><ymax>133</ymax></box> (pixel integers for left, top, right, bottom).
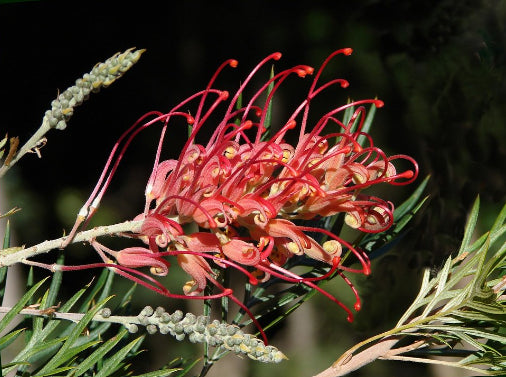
<box><xmin>77</xmin><ymin>48</ymin><xmax>417</xmax><ymax>342</ymax></box>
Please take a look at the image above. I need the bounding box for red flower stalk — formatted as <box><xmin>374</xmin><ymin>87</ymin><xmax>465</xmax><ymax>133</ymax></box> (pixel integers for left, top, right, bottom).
<box><xmin>74</xmin><ymin>48</ymin><xmax>418</xmax><ymax>341</ymax></box>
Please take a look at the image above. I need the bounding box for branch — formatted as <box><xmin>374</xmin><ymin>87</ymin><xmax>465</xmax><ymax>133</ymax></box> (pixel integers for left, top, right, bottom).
<box><xmin>312</xmin><ymin>337</ymin><xmax>401</xmax><ymax>377</ymax></box>
<box><xmin>0</xmin><ymin>219</ymin><xmax>143</xmax><ymax>267</ymax></box>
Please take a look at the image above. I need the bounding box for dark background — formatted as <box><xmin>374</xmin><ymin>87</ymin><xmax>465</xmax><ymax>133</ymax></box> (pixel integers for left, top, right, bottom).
<box><xmin>1</xmin><ymin>1</ymin><xmax>505</xmax><ymax>376</ymax></box>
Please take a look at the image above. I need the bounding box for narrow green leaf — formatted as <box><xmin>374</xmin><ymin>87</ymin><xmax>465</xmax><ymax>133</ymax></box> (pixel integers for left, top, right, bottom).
<box><xmin>78</xmin><ymin>269</ymin><xmax>113</xmax><ymax>313</ymax></box>
<box><xmin>35</xmin><ymin>366</ymin><xmax>75</xmax><ymax>377</ymax></box>
<box><xmin>1</xmin><ymin>361</ymin><xmax>30</xmax><ymax>371</ymax></box>
<box><xmin>35</xmin><ymin>296</ymin><xmax>113</xmax><ymax>376</ymax></box>
<box><xmin>342</xmin><ymin>102</ymin><xmax>354</xmax><ymax>130</ymax></box>
<box><xmin>263</xmin><ymin>65</ymin><xmax>275</xmax><ymax>132</ymax></box>
<box><xmin>467</xmin><ymin>238</ymin><xmax>491</xmax><ymax>291</ymax></box>
<box><xmin>467</xmin><ymin>231</ymin><xmax>491</xmax><ymax>255</ymax></box>
<box><xmin>0</xmin><ymin>134</ymin><xmax>7</xmax><ymax>150</ymax></box>
<box><xmin>33</xmin><ymin>290</ymin><xmax>50</xmax><ymax>334</ymax></box>
<box><xmin>395</xmin><ymin>196</ymin><xmax>429</xmax><ymax>234</ymax></box>
<box><xmin>421</xmin><ymin>257</ymin><xmax>452</xmax><ymax>317</ymax></box>
<box><xmin>397</xmin><ymin>268</ymin><xmax>432</xmax><ymax>326</ymax></box>
<box><xmin>490</xmin><ymin>202</ymin><xmax>506</xmax><ymax>237</ymax></box>
<box><xmin>440</xmin><ymin>287</ymin><xmax>469</xmax><ymax>313</ymax></box>
<box><xmin>452</xmin><ymin>309</ymin><xmax>506</xmax><ymax>323</ymax></box>
<box><xmin>2</xmin><ymin>220</ymin><xmax>10</xmax><ymax>248</ymax></box>
<box><xmin>49</xmin><ymin>339</ymin><xmax>102</xmax><ymax>373</ymax></box>
<box><xmin>95</xmin><ymin>269</ymin><xmax>116</xmax><ymax>309</ymax></box>
<box><xmin>458</xmin><ymin>196</ymin><xmax>480</xmax><ymax>256</ymax></box>
<box><xmin>117</xmin><ymin>280</ymin><xmax>136</xmax><ymax>310</ymax></box>
<box><xmin>45</xmin><ymin>252</ymin><xmax>65</xmax><ymax>308</ymax></box>
<box><xmin>393</xmin><ymin>175</ymin><xmax>430</xmax><ymax>220</ymax></box>
<box><xmin>234</xmin><ymin>91</ymin><xmax>243</xmax><ymax>128</ymax></box>
<box><xmin>174</xmin><ymin>358</ymin><xmax>202</xmax><ymax>377</ymax></box>
<box><xmin>69</xmin><ymin>328</ymin><xmax>129</xmax><ymax>377</ymax></box>
<box><xmin>0</xmin><ymin>328</ymin><xmax>25</xmax><ymax>351</ymax></box>
<box><xmin>356</xmin><ymin>102</ymin><xmax>377</xmax><ymax>146</ymax></box>
<box><xmin>450</xmin><ymin>331</ymin><xmax>488</xmax><ymax>352</ymax></box>
<box><xmin>93</xmin><ymin>335</ymin><xmax>144</xmax><ymax>377</ymax></box>
<box><xmin>363</xmin><ymin>179</ymin><xmax>429</xmax><ymax>258</ymax></box>
<box><xmin>24</xmin><ymin>278</ymin><xmax>92</xmax><ymax>350</ymax></box>
<box><xmin>131</xmin><ymin>368</ymin><xmax>182</xmax><ymax>377</ymax></box>
<box><xmin>466</xmin><ymin>300</ymin><xmax>505</xmax><ymax>316</ymax></box>
<box><xmin>418</xmin><ymin>325</ymin><xmax>506</xmax><ymax>343</ymax></box>
<box><xmin>490</xmin><ymin>223</ymin><xmax>506</xmax><ymax>248</ymax></box>
<box><xmin>0</xmin><ymin>277</ymin><xmax>48</xmax><ymax>333</ymax></box>
<box><xmin>0</xmin><ymin>220</ymin><xmax>10</xmax><ymax>297</ymax></box>
<box><xmin>15</xmin><ymin>336</ymin><xmax>68</xmax><ymax>364</ymax></box>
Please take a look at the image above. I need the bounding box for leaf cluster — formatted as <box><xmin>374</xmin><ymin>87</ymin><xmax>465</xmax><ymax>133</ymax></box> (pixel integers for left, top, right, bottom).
<box><xmin>386</xmin><ymin>197</ymin><xmax>506</xmax><ymax>374</ymax></box>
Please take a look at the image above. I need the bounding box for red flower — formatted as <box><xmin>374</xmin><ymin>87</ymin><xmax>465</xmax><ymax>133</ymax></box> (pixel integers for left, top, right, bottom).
<box><xmin>81</xmin><ymin>49</ymin><xmax>418</xmax><ymax>340</ymax></box>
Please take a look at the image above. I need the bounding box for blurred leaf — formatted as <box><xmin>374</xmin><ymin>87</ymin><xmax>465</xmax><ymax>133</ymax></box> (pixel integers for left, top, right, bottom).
<box><xmin>34</xmin><ymin>296</ymin><xmax>113</xmax><ymax>376</ymax></box>
<box><xmin>131</xmin><ymin>368</ymin><xmax>182</xmax><ymax>377</ymax></box>
<box><xmin>387</xmin><ymin>198</ymin><xmax>506</xmax><ymax>373</ymax></box>
<box><xmin>3</xmin><ymin>278</ymin><xmax>110</xmax><ymax>376</ymax></box>
<box><xmin>0</xmin><ymin>219</ymin><xmax>11</xmax><ymax>298</ymax></box>
<box><xmin>0</xmin><ymin>328</ymin><xmax>25</xmax><ymax>351</ymax></box>
<box><xmin>0</xmin><ymin>277</ymin><xmax>48</xmax><ymax>334</ymax></box>
<box><xmin>69</xmin><ymin>328</ymin><xmax>129</xmax><ymax>377</ymax></box>
<box><xmin>457</xmin><ymin>196</ymin><xmax>481</xmax><ymax>257</ymax></box>
<box><xmin>173</xmin><ymin>357</ymin><xmax>202</xmax><ymax>377</ymax></box>
<box><xmin>0</xmin><ymin>206</ymin><xmax>20</xmax><ymax>220</ymax></box>
<box><xmin>356</xmin><ymin>101</ymin><xmax>377</xmax><ymax>147</ymax></box>
<box><xmin>93</xmin><ymin>335</ymin><xmax>144</xmax><ymax>377</ymax></box>
<box><xmin>264</xmin><ymin>66</ymin><xmax>275</xmax><ymax>132</ymax></box>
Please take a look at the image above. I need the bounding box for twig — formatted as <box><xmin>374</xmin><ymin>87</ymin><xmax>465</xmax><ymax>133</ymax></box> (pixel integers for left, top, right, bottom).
<box><xmin>380</xmin><ymin>339</ymin><xmax>426</xmax><ymax>358</ymax></box>
<box><xmin>312</xmin><ymin>337</ymin><xmax>400</xmax><ymax>377</ymax></box>
<box><xmin>0</xmin><ymin>219</ymin><xmax>143</xmax><ymax>267</ymax></box>
<box><xmin>379</xmin><ymin>355</ymin><xmax>488</xmax><ymax>375</ymax></box>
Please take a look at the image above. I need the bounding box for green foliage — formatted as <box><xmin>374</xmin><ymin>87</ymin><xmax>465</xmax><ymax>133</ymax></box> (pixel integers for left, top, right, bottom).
<box><xmin>393</xmin><ymin>197</ymin><xmax>506</xmax><ymax>374</ymax></box>
<box><xmin>0</xmin><ymin>270</ymin><xmax>187</xmax><ymax>377</ymax></box>
<box><xmin>343</xmin><ymin>197</ymin><xmax>506</xmax><ymax>375</ymax></box>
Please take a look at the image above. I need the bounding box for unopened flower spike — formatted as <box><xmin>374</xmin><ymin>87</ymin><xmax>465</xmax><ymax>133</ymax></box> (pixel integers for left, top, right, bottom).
<box><xmin>0</xmin><ymin>48</ymin><xmax>145</xmax><ymax>178</ymax></box>
<box><xmin>131</xmin><ymin>306</ymin><xmax>287</xmax><ymax>363</ymax></box>
<box><xmin>44</xmin><ymin>48</ymin><xmax>145</xmax><ymax>131</ymax></box>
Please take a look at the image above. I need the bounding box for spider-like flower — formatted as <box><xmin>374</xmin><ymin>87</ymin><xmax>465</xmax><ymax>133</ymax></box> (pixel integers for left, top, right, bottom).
<box><xmin>75</xmin><ymin>48</ymin><xmax>417</xmax><ymax>342</ymax></box>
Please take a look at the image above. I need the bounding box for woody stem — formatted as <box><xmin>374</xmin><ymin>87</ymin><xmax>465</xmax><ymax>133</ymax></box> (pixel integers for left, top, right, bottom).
<box><xmin>0</xmin><ymin>220</ymin><xmax>143</xmax><ymax>267</ymax></box>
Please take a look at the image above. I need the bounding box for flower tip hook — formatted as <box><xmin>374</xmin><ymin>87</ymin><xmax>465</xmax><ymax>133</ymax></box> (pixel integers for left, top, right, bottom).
<box><xmin>402</xmin><ymin>170</ymin><xmax>415</xmax><ymax>179</ymax></box>
<box><xmin>249</xmin><ymin>276</ymin><xmax>259</xmax><ymax>285</ymax></box>
<box><xmin>295</xmin><ymin>66</ymin><xmax>314</xmax><ymax>78</ymax></box>
<box><xmin>374</xmin><ymin>99</ymin><xmax>385</xmax><ymax>108</ymax></box>
<box><xmin>242</xmin><ymin>120</ymin><xmax>254</xmax><ymax>130</ymax></box>
<box><xmin>286</xmin><ymin>119</ymin><xmax>297</xmax><ymax>129</ymax></box>
<box><xmin>272</xmin><ymin>52</ymin><xmax>282</xmax><ymax>60</ymax></box>
<box><xmin>186</xmin><ymin>114</ymin><xmax>195</xmax><ymax>125</ymax></box>
<box><xmin>219</xmin><ymin>91</ymin><xmax>230</xmax><ymax>100</ymax></box>
<box><xmin>342</xmin><ymin>48</ymin><xmax>353</xmax><ymax>56</ymax></box>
